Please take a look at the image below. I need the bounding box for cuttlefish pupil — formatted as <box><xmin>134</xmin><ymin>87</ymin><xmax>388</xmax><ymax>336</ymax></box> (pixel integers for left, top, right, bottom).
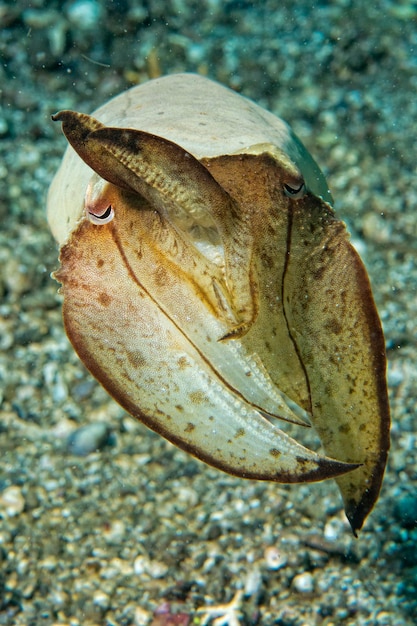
<box><xmin>283</xmin><ymin>181</ymin><xmax>306</xmax><ymax>198</ymax></box>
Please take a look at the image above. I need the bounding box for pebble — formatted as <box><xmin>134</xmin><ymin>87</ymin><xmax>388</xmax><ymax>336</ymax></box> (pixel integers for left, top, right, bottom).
<box><xmin>4</xmin><ymin>257</ymin><xmax>32</xmax><ymax>298</ymax></box>
<box><xmin>134</xmin><ymin>606</ymin><xmax>152</xmax><ymax>626</ymax></box>
<box><xmin>133</xmin><ymin>555</ymin><xmax>169</xmax><ymax>579</ymax></box>
<box><xmin>93</xmin><ymin>590</ymin><xmax>110</xmax><ymax>610</ymax></box>
<box><xmin>102</xmin><ymin>519</ymin><xmax>126</xmax><ymax>543</ymax></box>
<box><xmin>323</xmin><ymin>517</ymin><xmax>343</xmax><ymax>542</ymax></box>
<box><xmin>264</xmin><ymin>546</ymin><xmax>288</xmax><ymax>570</ymax></box>
<box><xmin>66</xmin><ymin>422</ymin><xmax>114</xmax><ymax>456</ymax></box>
<box><xmin>292</xmin><ymin>572</ymin><xmax>314</xmax><ymax>594</ymax></box>
<box><xmin>66</xmin><ymin>0</ymin><xmax>103</xmax><ymax>30</ymax></box>
<box><xmin>0</xmin><ymin>117</ymin><xmax>8</xmax><ymax>136</ymax></box>
<box><xmin>0</xmin><ymin>318</ymin><xmax>14</xmax><ymax>351</ymax></box>
<box><xmin>0</xmin><ymin>485</ymin><xmax>25</xmax><ymax>517</ymax></box>
<box><xmin>244</xmin><ymin>567</ymin><xmax>262</xmax><ymax>597</ymax></box>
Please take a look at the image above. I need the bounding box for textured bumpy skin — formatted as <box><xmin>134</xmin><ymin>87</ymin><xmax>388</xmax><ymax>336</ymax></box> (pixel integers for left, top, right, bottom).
<box><xmin>48</xmin><ymin>73</ymin><xmax>390</xmax><ymax>533</ymax></box>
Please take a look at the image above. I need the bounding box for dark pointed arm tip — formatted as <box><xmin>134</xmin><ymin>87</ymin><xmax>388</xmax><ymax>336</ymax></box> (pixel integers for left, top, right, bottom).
<box><xmin>51</xmin><ymin>111</ymin><xmax>74</xmax><ymax>123</ymax></box>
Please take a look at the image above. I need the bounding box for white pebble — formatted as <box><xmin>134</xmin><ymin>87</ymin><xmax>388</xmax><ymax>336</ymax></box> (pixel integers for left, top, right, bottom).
<box><xmin>244</xmin><ymin>567</ymin><xmax>262</xmax><ymax>597</ymax></box>
<box><xmin>292</xmin><ymin>572</ymin><xmax>314</xmax><ymax>593</ymax></box>
<box><xmin>147</xmin><ymin>560</ymin><xmax>169</xmax><ymax>579</ymax></box>
<box><xmin>0</xmin><ymin>486</ymin><xmax>25</xmax><ymax>517</ymax></box>
<box><xmin>133</xmin><ymin>554</ymin><xmax>169</xmax><ymax>579</ymax></box>
<box><xmin>93</xmin><ymin>590</ymin><xmax>110</xmax><ymax>609</ymax></box>
<box><xmin>67</xmin><ymin>0</ymin><xmax>103</xmax><ymax>30</ymax></box>
<box><xmin>133</xmin><ymin>555</ymin><xmax>147</xmax><ymax>576</ymax></box>
<box><xmin>264</xmin><ymin>545</ymin><xmax>288</xmax><ymax>570</ymax></box>
<box><xmin>134</xmin><ymin>606</ymin><xmax>151</xmax><ymax>626</ymax></box>
<box><xmin>324</xmin><ymin>518</ymin><xmax>342</xmax><ymax>541</ymax></box>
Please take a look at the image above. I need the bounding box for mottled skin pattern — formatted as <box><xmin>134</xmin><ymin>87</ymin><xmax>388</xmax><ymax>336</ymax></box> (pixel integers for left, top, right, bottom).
<box><xmin>203</xmin><ymin>154</ymin><xmax>390</xmax><ymax>532</ymax></box>
<box><xmin>48</xmin><ymin>74</ymin><xmax>390</xmax><ymax>534</ymax></box>
<box><xmin>55</xmin><ymin>212</ymin><xmax>354</xmax><ymax>483</ymax></box>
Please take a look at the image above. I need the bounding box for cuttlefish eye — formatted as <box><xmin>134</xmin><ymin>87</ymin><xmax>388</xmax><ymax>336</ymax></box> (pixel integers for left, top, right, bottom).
<box><xmin>85</xmin><ymin>175</ymin><xmax>115</xmax><ymax>224</ymax></box>
<box><xmin>88</xmin><ymin>204</ymin><xmax>114</xmax><ymax>224</ymax></box>
<box><xmin>283</xmin><ymin>181</ymin><xmax>306</xmax><ymax>199</ymax></box>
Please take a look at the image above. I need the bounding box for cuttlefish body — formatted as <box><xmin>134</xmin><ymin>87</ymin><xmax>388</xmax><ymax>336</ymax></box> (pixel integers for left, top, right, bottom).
<box><xmin>47</xmin><ymin>73</ymin><xmax>390</xmax><ymax>533</ymax></box>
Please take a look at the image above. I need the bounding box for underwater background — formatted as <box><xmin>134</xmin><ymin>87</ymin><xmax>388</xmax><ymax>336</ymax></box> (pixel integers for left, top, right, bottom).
<box><xmin>0</xmin><ymin>1</ymin><xmax>416</xmax><ymax>624</ymax></box>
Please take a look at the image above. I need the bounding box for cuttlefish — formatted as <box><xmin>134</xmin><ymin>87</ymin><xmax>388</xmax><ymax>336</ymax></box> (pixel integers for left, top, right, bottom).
<box><xmin>47</xmin><ymin>73</ymin><xmax>390</xmax><ymax>534</ymax></box>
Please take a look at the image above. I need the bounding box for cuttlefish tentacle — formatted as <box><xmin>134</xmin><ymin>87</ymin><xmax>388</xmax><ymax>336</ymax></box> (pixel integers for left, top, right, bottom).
<box><xmin>54</xmin><ymin>112</ymin><xmax>315</xmax><ymax>428</ymax></box>
<box><xmin>53</xmin><ymin>111</ymin><xmax>256</xmax><ymax>333</ymax></box>
<box><xmin>83</xmin><ymin>176</ymin><xmax>310</xmax><ymax>428</ymax></box>
<box><xmin>198</xmin><ymin>152</ymin><xmax>314</xmax><ymax>415</ymax></box>
<box><xmin>283</xmin><ymin>192</ymin><xmax>390</xmax><ymax>533</ymax></box>
<box><xmin>55</xmin><ymin>216</ymin><xmax>358</xmax><ymax>482</ymax></box>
